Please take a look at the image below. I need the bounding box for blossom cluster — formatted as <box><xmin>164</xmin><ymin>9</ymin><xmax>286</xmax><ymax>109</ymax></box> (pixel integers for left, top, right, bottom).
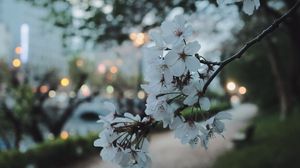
<box><xmin>142</xmin><ymin>14</ymin><xmax>231</xmax><ymax>149</ymax></box>
<box><xmin>217</xmin><ymin>0</ymin><xmax>260</xmax><ymax>15</ymax></box>
<box><xmin>94</xmin><ymin>14</ymin><xmax>232</xmax><ymax>168</ymax></box>
<box><xmin>94</xmin><ymin>102</ymin><xmax>152</xmax><ymax>168</ymax></box>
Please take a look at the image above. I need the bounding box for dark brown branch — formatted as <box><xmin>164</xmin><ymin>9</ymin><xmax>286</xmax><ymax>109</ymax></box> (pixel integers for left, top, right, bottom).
<box><xmin>1</xmin><ymin>103</ymin><xmax>22</xmax><ymax>148</ymax></box>
<box><xmin>195</xmin><ymin>54</ymin><xmax>222</xmax><ymax>66</ymax></box>
<box><xmin>199</xmin><ymin>59</ymin><xmax>221</xmax><ymax>66</ymax></box>
<box><xmin>202</xmin><ymin>0</ymin><xmax>300</xmax><ymax>94</ymax></box>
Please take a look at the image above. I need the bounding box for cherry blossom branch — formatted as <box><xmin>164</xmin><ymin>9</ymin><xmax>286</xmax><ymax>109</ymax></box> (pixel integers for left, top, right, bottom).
<box><xmin>202</xmin><ymin>0</ymin><xmax>300</xmax><ymax>94</ymax></box>
<box><xmin>196</xmin><ymin>54</ymin><xmax>222</xmax><ymax>66</ymax></box>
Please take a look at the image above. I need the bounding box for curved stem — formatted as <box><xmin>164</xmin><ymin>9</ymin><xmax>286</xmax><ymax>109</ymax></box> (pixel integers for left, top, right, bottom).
<box><xmin>202</xmin><ymin>0</ymin><xmax>300</xmax><ymax>94</ymax></box>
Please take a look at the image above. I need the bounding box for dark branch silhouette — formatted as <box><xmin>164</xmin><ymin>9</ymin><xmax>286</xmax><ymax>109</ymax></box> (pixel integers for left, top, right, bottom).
<box><xmin>201</xmin><ymin>0</ymin><xmax>300</xmax><ymax>94</ymax></box>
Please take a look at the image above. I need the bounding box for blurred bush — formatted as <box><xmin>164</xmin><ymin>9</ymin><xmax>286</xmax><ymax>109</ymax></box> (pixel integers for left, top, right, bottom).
<box><xmin>213</xmin><ymin>111</ymin><xmax>300</xmax><ymax>168</ymax></box>
<box><xmin>0</xmin><ymin>133</ymin><xmax>99</xmax><ymax>168</ymax></box>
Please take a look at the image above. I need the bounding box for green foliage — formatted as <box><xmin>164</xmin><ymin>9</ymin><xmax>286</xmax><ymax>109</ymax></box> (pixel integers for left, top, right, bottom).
<box><xmin>0</xmin><ymin>60</ymin><xmax>11</xmax><ymax>83</ymax></box>
<box><xmin>181</xmin><ymin>101</ymin><xmax>231</xmax><ymax>121</ymax></box>
<box><xmin>68</xmin><ymin>57</ymin><xmax>91</xmax><ymax>89</ymax></box>
<box><xmin>0</xmin><ymin>133</ymin><xmax>98</xmax><ymax>168</ymax></box>
<box><xmin>213</xmin><ymin>112</ymin><xmax>300</xmax><ymax>168</ymax></box>
<box><xmin>222</xmin><ymin>12</ymin><xmax>296</xmax><ymax>110</ymax></box>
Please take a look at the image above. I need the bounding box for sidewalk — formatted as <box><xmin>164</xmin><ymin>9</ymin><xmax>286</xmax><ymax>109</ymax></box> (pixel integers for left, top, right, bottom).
<box><xmin>64</xmin><ymin>103</ymin><xmax>257</xmax><ymax>168</ymax></box>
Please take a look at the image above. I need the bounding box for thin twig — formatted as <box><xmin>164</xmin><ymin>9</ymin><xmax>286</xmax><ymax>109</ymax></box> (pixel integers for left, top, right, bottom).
<box><xmin>202</xmin><ymin>0</ymin><xmax>300</xmax><ymax>94</ymax></box>
<box><xmin>199</xmin><ymin>59</ymin><xmax>221</xmax><ymax>66</ymax></box>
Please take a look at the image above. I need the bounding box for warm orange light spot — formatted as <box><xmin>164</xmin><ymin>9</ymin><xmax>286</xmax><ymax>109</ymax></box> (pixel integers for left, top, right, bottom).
<box><xmin>15</xmin><ymin>47</ymin><xmax>22</xmax><ymax>54</ymax></box>
<box><xmin>129</xmin><ymin>32</ymin><xmax>137</xmax><ymax>40</ymax></box>
<box><xmin>110</xmin><ymin>66</ymin><xmax>118</xmax><ymax>74</ymax></box>
<box><xmin>239</xmin><ymin>86</ymin><xmax>247</xmax><ymax>95</ymax></box>
<box><xmin>12</xmin><ymin>58</ymin><xmax>22</xmax><ymax>68</ymax></box>
<box><xmin>137</xmin><ymin>90</ymin><xmax>146</xmax><ymax>99</ymax></box>
<box><xmin>60</xmin><ymin>131</ymin><xmax>69</xmax><ymax>140</ymax></box>
<box><xmin>129</xmin><ymin>32</ymin><xmax>148</xmax><ymax>47</ymax></box>
<box><xmin>40</xmin><ymin>85</ymin><xmax>49</xmax><ymax>94</ymax></box>
<box><xmin>60</xmin><ymin>78</ymin><xmax>70</xmax><ymax>87</ymax></box>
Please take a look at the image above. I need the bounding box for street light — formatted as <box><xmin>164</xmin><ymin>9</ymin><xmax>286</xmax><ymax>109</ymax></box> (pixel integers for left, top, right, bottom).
<box><xmin>60</xmin><ymin>77</ymin><xmax>70</xmax><ymax>87</ymax></box>
<box><xmin>40</xmin><ymin>85</ymin><xmax>49</xmax><ymax>94</ymax></box>
<box><xmin>12</xmin><ymin>58</ymin><xmax>22</xmax><ymax>68</ymax></box>
<box><xmin>110</xmin><ymin>66</ymin><xmax>118</xmax><ymax>74</ymax></box>
<box><xmin>48</xmin><ymin>90</ymin><xmax>56</xmax><ymax>98</ymax></box>
<box><xmin>238</xmin><ymin>86</ymin><xmax>247</xmax><ymax>95</ymax></box>
<box><xmin>60</xmin><ymin>131</ymin><xmax>69</xmax><ymax>140</ymax></box>
<box><xmin>15</xmin><ymin>47</ymin><xmax>22</xmax><ymax>55</ymax></box>
<box><xmin>226</xmin><ymin>81</ymin><xmax>236</xmax><ymax>91</ymax></box>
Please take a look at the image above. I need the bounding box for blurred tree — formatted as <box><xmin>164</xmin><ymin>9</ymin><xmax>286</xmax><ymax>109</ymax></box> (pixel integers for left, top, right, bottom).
<box><xmin>0</xmin><ymin>58</ymin><xmax>99</xmax><ymax>148</ymax></box>
<box><xmin>21</xmin><ymin>0</ymin><xmax>197</xmax><ymax>48</ymax></box>
<box><xmin>20</xmin><ymin>0</ymin><xmax>300</xmax><ymax>117</ymax></box>
<box><xmin>221</xmin><ymin>0</ymin><xmax>300</xmax><ymax>119</ymax></box>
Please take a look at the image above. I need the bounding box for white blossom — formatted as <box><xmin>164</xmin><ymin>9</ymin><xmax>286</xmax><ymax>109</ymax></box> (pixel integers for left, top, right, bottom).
<box><xmin>95</xmin><ymin>13</ymin><xmax>234</xmax><ymax>167</ymax></box>
<box><xmin>243</xmin><ymin>0</ymin><xmax>260</xmax><ymax>15</ymax></box>
<box><xmin>174</xmin><ymin>121</ymin><xmax>199</xmax><ymax>144</ymax></box>
<box><xmin>217</xmin><ymin>0</ymin><xmax>260</xmax><ymax>15</ymax></box>
<box><xmin>182</xmin><ymin>80</ymin><xmax>210</xmax><ymax>111</ymax></box>
<box><xmin>165</xmin><ymin>41</ymin><xmax>201</xmax><ymax>76</ymax></box>
<box><xmin>212</xmin><ymin>112</ymin><xmax>232</xmax><ymax>134</ymax></box>
<box><xmin>161</xmin><ymin>15</ymin><xmax>192</xmax><ymax>46</ymax></box>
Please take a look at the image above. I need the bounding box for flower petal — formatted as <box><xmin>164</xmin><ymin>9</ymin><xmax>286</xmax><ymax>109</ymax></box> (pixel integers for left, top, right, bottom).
<box><xmin>215</xmin><ymin>112</ymin><xmax>232</xmax><ymax>120</ymax></box>
<box><xmin>182</xmin><ymin>84</ymin><xmax>197</xmax><ymax>95</ymax></box>
<box><xmin>164</xmin><ymin>51</ymin><xmax>179</xmax><ymax>66</ymax></box>
<box><xmin>164</xmin><ymin>68</ymin><xmax>173</xmax><ymax>83</ymax></box>
<box><xmin>242</xmin><ymin>0</ymin><xmax>255</xmax><ymax>15</ymax></box>
<box><xmin>192</xmin><ymin>79</ymin><xmax>204</xmax><ymax>91</ymax></box>
<box><xmin>199</xmin><ymin>97</ymin><xmax>210</xmax><ymax>111</ymax></box>
<box><xmin>170</xmin><ymin>59</ymin><xmax>186</xmax><ymax>76</ymax></box>
<box><xmin>184</xmin><ymin>41</ymin><xmax>201</xmax><ymax>55</ymax></box>
<box><xmin>183</xmin><ymin>94</ymin><xmax>198</xmax><ymax>106</ymax></box>
<box><xmin>185</xmin><ymin>56</ymin><xmax>200</xmax><ymax>72</ymax></box>
<box><xmin>149</xmin><ymin>30</ymin><xmax>164</xmax><ymax>47</ymax></box>
<box><xmin>174</xmin><ymin>15</ymin><xmax>185</xmax><ymax>27</ymax></box>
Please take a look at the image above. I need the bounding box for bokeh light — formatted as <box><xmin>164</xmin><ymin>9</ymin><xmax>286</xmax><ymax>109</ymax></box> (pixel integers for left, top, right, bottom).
<box><xmin>60</xmin><ymin>77</ymin><xmax>70</xmax><ymax>87</ymax></box>
<box><xmin>97</xmin><ymin>63</ymin><xmax>106</xmax><ymax>74</ymax></box>
<box><xmin>110</xmin><ymin>66</ymin><xmax>118</xmax><ymax>74</ymax></box>
<box><xmin>60</xmin><ymin>131</ymin><xmax>69</xmax><ymax>140</ymax></box>
<box><xmin>12</xmin><ymin>58</ymin><xmax>22</xmax><ymax>68</ymax></box>
<box><xmin>226</xmin><ymin>81</ymin><xmax>236</xmax><ymax>91</ymax></box>
<box><xmin>137</xmin><ymin>90</ymin><xmax>146</xmax><ymax>99</ymax></box>
<box><xmin>230</xmin><ymin>95</ymin><xmax>240</xmax><ymax>104</ymax></box>
<box><xmin>129</xmin><ymin>32</ymin><xmax>148</xmax><ymax>47</ymax></box>
<box><xmin>48</xmin><ymin>90</ymin><xmax>56</xmax><ymax>98</ymax></box>
<box><xmin>239</xmin><ymin>86</ymin><xmax>247</xmax><ymax>95</ymax></box>
<box><xmin>40</xmin><ymin>85</ymin><xmax>49</xmax><ymax>94</ymax></box>
<box><xmin>15</xmin><ymin>47</ymin><xmax>22</xmax><ymax>54</ymax></box>
<box><xmin>80</xmin><ymin>84</ymin><xmax>90</xmax><ymax>97</ymax></box>
<box><xmin>76</xmin><ymin>59</ymin><xmax>84</xmax><ymax>67</ymax></box>
<box><xmin>106</xmin><ymin>85</ymin><xmax>114</xmax><ymax>94</ymax></box>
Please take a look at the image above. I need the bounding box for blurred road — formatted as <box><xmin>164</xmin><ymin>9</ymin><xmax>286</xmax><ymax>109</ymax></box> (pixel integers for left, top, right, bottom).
<box><xmin>64</xmin><ymin>103</ymin><xmax>257</xmax><ymax>168</ymax></box>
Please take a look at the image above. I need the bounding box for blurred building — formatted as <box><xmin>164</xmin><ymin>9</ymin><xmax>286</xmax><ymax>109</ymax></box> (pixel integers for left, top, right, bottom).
<box><xmin>0</xmin><ymin>23</ymin><xmax>10</xmax><ymax>59</ymax></box>
<box><xmin>0</xmin><ymin>0</ymin><xmax>141</xmax><ymax>81</ymax></box>
<box><xmin>0</xmin><ymin>0</ymin><xmax>68</xmax><ymax>77</ymax></box>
